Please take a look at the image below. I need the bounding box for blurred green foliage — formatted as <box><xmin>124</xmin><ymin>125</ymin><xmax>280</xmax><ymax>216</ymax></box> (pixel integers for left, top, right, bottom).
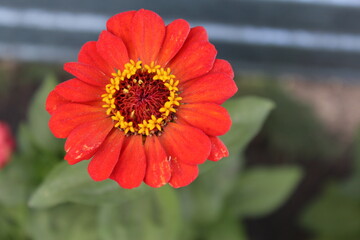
<box><xmin>300</xmin><ymin>129</ymin><xmax>360</xmax><ymax>240</ymax></box>
<box><xmin>0</xmin><ymin>74</ymin><xmax>64</xmax><ymax>239</ymax></box>
<box><xmin>0</xmin><ymin>75</ymin><xmax>308</xmax><ymax>240</ymax></box>
<box><xmin>229</xmin><ymin>166</ymin><xmax>302</xmax><ymax>217</ymax></box>
<box><xmin>236</xmin><ymin>76</ymin><xmax>360</xmax><ymax>240</ymax></box>
<box><xmin>236</xmin><ymin>76</ymin><xmax>339</xmax><ymax>161</ymax></box>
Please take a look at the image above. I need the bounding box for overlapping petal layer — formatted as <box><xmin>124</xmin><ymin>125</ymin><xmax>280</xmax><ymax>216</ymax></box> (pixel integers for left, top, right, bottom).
<box><xmin>110</xmin><ymin>135</ymin><xmax>146</xmax><ymax>189</ymax></box>
<box><xmin>180</xmin><ymin>73</ymin><xmax>238</xmax><ymax>105</ymax></box>
<box><xmin>96</xmin><ymin>31</ymin><xmax>129</xmax><ymax>70</ymax></box>
<box><xmin>156</xmin><ymin>19</ymin><xmax>190</xmax><ymax>66</ymax></box>
<box><xmin>144</xmin><ymin>136</ymin><xmax>171</xmax><ymax>188</ymax></box>
<box><xmin>55</xmin><ymin>78</ymin><xmax>103</xmax><ymax>102</ymax></box>
<box><xmin>208</xmin><ymin>137</ymin><xmax>229</xmax><ymax>162</ymax></box>
<box><xmin>88</xmin><ymin>129</ymin><xmax>125</xmax><ymax>181</ymax></box>
<box><xmin>64</xmin><ymin>62</ymin><xmax>108</xmax><ymax>87</ymax></box>
<box><xmin>49</xmin><ymin>103</ymin><xmax>106</xmax><ymax>138</ymax></box>
<box><xmin>64</xmin><ymin>118</ymin><xmax>113</xmax><ymax>164</ymax></box>
<box><xmin>78</xmin><ymin>41</ymin><xmax>113</xmax><ymax>76</ymax></box>
<box><xmin>177</xmin><ymin>103</ymin><xmax>231</xmax><ymax>136</ymax></box>
<box><xmin>46</xmin><ymin>9</ymin><xmax>237</xmax><ymax>188</ymax></box>
<box><xmin>131</xmin><ymin>9</ymin><xmax>165</xmax><ymax>65</ymax></box>
<box><xmin>159</xmin><ymin>123</ymin><xmax>211</xmax><ymax>165</ymax></box>
<box><xmin>46</xmin><ymin>90</ymin><xmax>69</xmax><ymax>114</ymax></box>
<box><xmin>107</xmin><ymin>10</ymin><xmax>136</xmax><ymax>59</ymax></box>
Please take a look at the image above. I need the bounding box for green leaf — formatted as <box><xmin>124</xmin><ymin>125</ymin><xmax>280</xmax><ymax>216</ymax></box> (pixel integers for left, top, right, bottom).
<box><xmin>28</xmin><ymin>203</ymin><xmax>98</xmax><ymax>240</ymax></box>
<box><xmin>17</xmin><ymin>123</ymin><xmax>36</xmax><ymax>154</ymax></box>
<box><xmin>179</xmin><ymin>96</ymin><xmax>275</xmax><ymax>224</ymax></box>
<box><xmin>301</xmin><ymin>183</ymin><xmax>360</xmax><ymax>239</ymax></box>
<box><xmin>342</xmin><ymin>128</ymin><xmax>360</xmax><ymax>198</ymax></box>
<box><xmin>0</xmin><ymin>155</ymin><xmax>30</xmax><ymax>205</ymax></box>
<box><xmin>0</xmin><ymin>205</ymin><xmax>29</xmax><ymax>240</ymax></box>
<box><xmin>237</xmin><ymin>78</ymin><xmax>339</xmax><ymax>160</ymax></box>
<box><xmin>222</xmin><ymin>96</ymin><xmax>275</xmax><ymax>153</ymax></box>
<box><xmin>97</xmin><ymin>187</ymin><xmax>182</xmax><ymax>240</ymax></box>
<box><xmin>98</xmin><ymin>203</ymin><xmax>159</xmax><ymax>240</ymax></box>
<box><xmin>27</xmin><ymin>74</ymin><xmax>63</xmax><ymax>152</ymax></box>
<box><xmin>153</xmin><ymin>186</ymin><xmax>182</xmax><ymax>240</ymax></box>
<box><xmin>205</xmin><ymin>216</ymin><xmax>247</xmax><ymax>240</ymax></box>
<box><xmin>29</xmin><ymin>161</ymin><xmax>152</xmax><ymax>208</ymax></box>
<box><xmin>229</xmin><ymin>166</ymin><xmax>303</xmax><ymax>217</ymax></box>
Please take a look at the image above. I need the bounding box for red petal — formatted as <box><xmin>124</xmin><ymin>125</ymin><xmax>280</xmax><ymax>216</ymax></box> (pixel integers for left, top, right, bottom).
<box><xmin>156</xmin><ymin>19</ymin><xmax>190</xmax><ymax>66</ymax></box>
<box><xmin>169</xmin><ymin>158</ymin><xmax>199</xmax><ymax>188</ymax></box>
<box><xmin>46</xmin><ymin>90</ymin><xmax>69</xmax><ymax>115</ymax></box>
<box><xmin>55</xmin><ymin>78</ymin><xmax>103</xmax><ymax>102</ymax></box>
<box><xmin>106</xmin><ymin>10</ymin><xmax>136</xmax><ymax>58</ymax></box>
<box><xmin>159</xmin><ymin>123</ymin><xmax>211</xmax><ymax>165</ymax></box>
<box><xmin>181</xmin><ymin>72</ymin><xmax>238</xmax><ymax>104</ymax></box>
<box><xmin>186</xmin><ymin>26</ymin><xmax>208</xmax><ymax>42</ymax></box>
<box><xmin>64</xmin><ymin>62</ymin><xmax>108</xmax><ymax>87</ymax></box>
<box><xmin>49</xmin><ymin>103</ymin><xmax>106</xmax><ymax>138</ymax></box>
<box><xmin>208</xmin><ymin>136</ymin><xmax>229</xmax><ymax>161</ymax></box>
<box><xmin>168</xmin><ymin>40</ymin><xmax>217</xmax><ymax>82</ymax></box>
<box><xmin>88</xmin><ymin>129</ymin><xmax>125</xmax><ymax>181</ymax></box>
<box><xmin>131</xmin><ymin>9</ymin><xmax>165</xmax><ymax>64</ymax></box>
<box><xmin>96</xmin><ymin>31</ymin><xmax>129</xmax><ymax>70</ymax></box>
<box><xmin>177</xmin><ymin>103</ymin><xmax>231</xmax><ymax>136</ymax></box>
<box><xmin>78</xmin><ymin>41</ymin><xmax>113</xmax><ymax>77</ymax></box>
<box><xmin>144</xmin><ymin>136</ymin><xmax>171</xmax><ymax>188</ymax></box>
<box><xmin>209</xmin><ymin>59</ymin><xmax>234</xmax><ymax>78</ymax></box>
<box><xmin>64</xmin><ymin>117</ymin><xmax>113</xmax><ymax>164</ymax></box>
<box><xmin>110</xmin><ymin>135</ymin><xmax>146</xmax><ymax>189</ymax></box>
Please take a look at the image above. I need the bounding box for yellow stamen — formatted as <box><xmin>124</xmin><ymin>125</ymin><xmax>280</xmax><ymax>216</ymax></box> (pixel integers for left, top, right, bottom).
<box><xmin>130</xmin><ymin>110</ymin><xmax>135</xmax><ymax>119</ymax></box>
<box><xmin>102</xmin><ymin>59</ymin><xmax>182</xmax><ymax>136</ymax></box>
<box><xmin>144</xmin><ymin>61</ymin><xmax>161</xmax><ymax>73</ymax></box>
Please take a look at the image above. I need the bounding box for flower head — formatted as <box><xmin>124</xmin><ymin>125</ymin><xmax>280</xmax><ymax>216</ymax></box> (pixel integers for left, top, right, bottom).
<box><xmin>0</xmin><ymin>122</ymin><xmax>15</xmax><ymax>169</ymax></box>
<box><xmin>46</xmin><ymin>9</ymin><xmax>237</xmax><ymax>188</ymax></box>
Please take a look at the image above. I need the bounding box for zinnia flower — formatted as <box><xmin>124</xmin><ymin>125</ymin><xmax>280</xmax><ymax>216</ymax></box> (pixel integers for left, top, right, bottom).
<box><xmin>46</xmin><ymin>9</ymin><xmax>237</xmax><ymax>188</ymax></box>
<box><xmin>0</xmin><ymin>122</ymin><xmax>15</xmax><ymax>169</ymax></box>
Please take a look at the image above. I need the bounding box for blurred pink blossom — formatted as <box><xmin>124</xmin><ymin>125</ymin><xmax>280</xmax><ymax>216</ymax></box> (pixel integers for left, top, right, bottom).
<box><xmin>0</xmin><ymin>122</ymin><xmax>15</xmax><ymax>168</ymax></box>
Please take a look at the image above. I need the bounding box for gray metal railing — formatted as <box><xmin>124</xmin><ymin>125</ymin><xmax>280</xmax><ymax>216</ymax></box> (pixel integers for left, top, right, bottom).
<box><xmin>1</xmin><ymin>0</ymin><xmax>360</xmax><ymax>77</ymax></box>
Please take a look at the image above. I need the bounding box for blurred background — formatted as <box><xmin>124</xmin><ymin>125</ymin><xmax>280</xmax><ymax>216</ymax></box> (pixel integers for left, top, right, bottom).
<box><xmin>0</xmin><ymin>0</ymin><xmax>360</xmax><ymax>240</ymax></box>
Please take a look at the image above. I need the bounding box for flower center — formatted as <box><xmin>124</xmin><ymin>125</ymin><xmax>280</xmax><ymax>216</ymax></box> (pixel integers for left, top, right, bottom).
<box><xmin>102</xmin><ymin>60</ymin><xmax>182</xmax><ymax>136</ymax></box>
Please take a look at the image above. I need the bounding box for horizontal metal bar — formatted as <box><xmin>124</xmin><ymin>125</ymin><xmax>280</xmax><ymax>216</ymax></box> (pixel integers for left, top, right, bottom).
<box><xmin>1</xmin><ymin>6</ymin><xmax>360</xmax><ymax>53</ymax></box>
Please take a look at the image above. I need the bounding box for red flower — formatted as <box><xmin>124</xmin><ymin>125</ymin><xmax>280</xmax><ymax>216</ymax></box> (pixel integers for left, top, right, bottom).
<box><xmin>0</xmin><ymin>122</ymin><xmax>15</xmax><ymax>169</ymax></box>
<box><xmin>46</xmin><ymin>9</ymin><xmax>237</xmax><ymax>188</ymax></box>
